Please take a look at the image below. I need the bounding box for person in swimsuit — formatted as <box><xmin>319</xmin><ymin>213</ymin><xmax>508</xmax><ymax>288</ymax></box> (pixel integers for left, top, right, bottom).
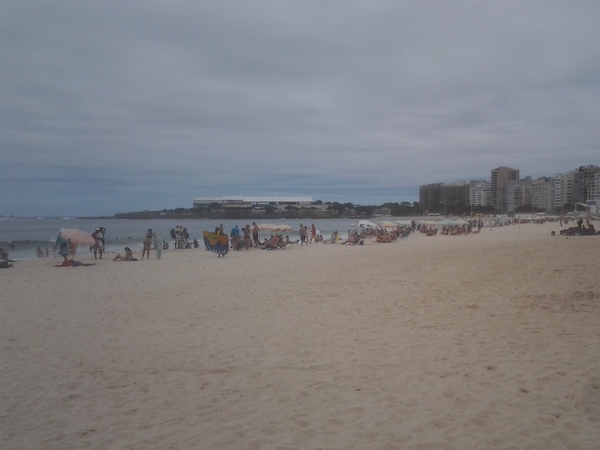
<box><xmin>141</xmin><ymin>229</ymin><xmax>153</xmax><ymax>259</ymax></box>
<box><xmin>113</xmin><ymin>247</ymin><xmax>135</xmax><ymax>261</ymax></box>
<box><xmin>310</xmin><ymin>224</ymin><xmax>317</xmax><ymax>243</ymax></box>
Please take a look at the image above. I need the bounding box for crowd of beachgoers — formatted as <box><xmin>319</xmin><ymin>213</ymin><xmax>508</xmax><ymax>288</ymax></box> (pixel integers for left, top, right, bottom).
<box><xmin>1</xmin><ymin>214</ymin><xmax>597</xmax><ymax>265</ymax></box>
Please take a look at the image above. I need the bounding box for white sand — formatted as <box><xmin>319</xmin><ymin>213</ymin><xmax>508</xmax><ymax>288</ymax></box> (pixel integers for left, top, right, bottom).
<box><xmin>1</xmin><ymin>222</ymin><xmax>599</xmax><ymax>449</ymax></box>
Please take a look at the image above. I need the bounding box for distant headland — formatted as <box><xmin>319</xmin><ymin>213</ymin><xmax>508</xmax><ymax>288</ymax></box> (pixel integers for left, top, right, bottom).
<box><xmin>83</xmin><ymin>202</ymin><xmax>423</xmax><ymax>220</ymax></box>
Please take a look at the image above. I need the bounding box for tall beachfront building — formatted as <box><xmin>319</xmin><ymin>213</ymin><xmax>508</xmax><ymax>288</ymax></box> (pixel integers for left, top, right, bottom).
<box><xmin>530</xmin><ymin>177</ymin><xmax>555</xmax><ymax>212</ymax></box>
<box><xmin>419</xmin><ymin>183</ymin><xmax>442</xmax><ymax>213</ymax></box>
<box><xmin>593</xmin><ymin>173</ymin><xmax>600</xmax><ymax>202</ymax></box>
<box><xmin>553</xmin><ymin>172</ymin><xmax>575</xmax><ymax>212</ymax></box>
<box><xmin>469</xmin><ymin>181</ymin><xmax>493</xmax><ymax>208</ymax></box>
<box><xmin>490</xmin><ymin>166</ymin><xmax>519</xmax><ymax>212</ymax></box>
<box><xmin>573</xmin><ymin>165</ymin><xmax>600</xmax><ymax>203</ymax></box>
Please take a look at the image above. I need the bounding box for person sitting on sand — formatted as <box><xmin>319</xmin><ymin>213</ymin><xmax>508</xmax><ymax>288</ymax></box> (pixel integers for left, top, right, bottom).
<box><xmin>341</xmin><ymin>231</ymin><xmax>360</xmax><ymax>245</ymax></box>
<box><xmin>285</xmin><ymin>235</ymin><xmax>299</xmax><ymax>245</ymax></box>
<box><xmin>0</xmin><ymin>248</ymin><xmax>10</xmax><ymax>261</ymax></box>
<box><xmin>262</xmin><ymin>234</ymin><xmax>280</xmax><ymax>250</ymax></box>
<box><xmin>277</xmin><ymin>234</ymin><xmax>287</xmax><ymax>248</ymax></box>
<box><xmin>113</xmin><ymin>247</ymin><xmax>135</xmax><ymax>261</ymax></box>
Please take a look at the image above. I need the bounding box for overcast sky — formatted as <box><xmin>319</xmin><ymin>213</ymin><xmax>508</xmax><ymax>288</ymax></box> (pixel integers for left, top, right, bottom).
<box><xmin>2</xmin><ymin>1</ymin><xmax>599</xmax><ymax>216</ymax></box>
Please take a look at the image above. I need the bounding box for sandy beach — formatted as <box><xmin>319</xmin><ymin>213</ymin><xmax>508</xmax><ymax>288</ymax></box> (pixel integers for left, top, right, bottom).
<box><xmin>1</xmin><ymin>221</ymin><xmax>599</xmax><ymax>449</ymax></box>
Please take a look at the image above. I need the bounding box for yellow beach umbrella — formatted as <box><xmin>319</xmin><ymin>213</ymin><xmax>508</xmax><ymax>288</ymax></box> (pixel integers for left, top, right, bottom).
<box><xmin>379</xmin><ymin>220</ymin><xmax>397</xmax><ymax>229</ymax></box>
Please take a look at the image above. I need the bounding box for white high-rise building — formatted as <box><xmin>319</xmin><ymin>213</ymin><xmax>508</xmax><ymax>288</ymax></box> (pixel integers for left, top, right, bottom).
<box><xmin>469</xmin><ymin>181</ymin><xmax>492</xmax><ymax>207</ymax></box>
<box><xmin>505</xmin><ymin>177</ymin><xmax>532</xmax><ymax>213</ymax></box>
<box><xmin>531</xmin><ymin>177</ymin><xmax>555</xmax><ymax>212</ymax></box>
<box><xmin>553</xmin><ymin>172</ymin><xmax>575</xmax><ymax>212</ymax></box>
<box><xmin>592</xmin><ymin>173</ymin><xmax>600</xmax><ymax>201</ymax></box>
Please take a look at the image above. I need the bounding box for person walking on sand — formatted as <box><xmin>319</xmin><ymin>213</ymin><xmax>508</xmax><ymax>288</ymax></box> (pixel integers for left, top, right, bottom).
<box><xmin>141</xmin><ymin>229</ymin><xmax>153</xmax><ymax>259</ymax></box>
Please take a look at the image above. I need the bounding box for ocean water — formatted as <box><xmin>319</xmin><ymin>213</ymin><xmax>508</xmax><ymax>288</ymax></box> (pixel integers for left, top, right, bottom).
<box><xmin>0</xmin><ymin>217</ymin><xmax>366</xmax><ymax>261</ymax></box>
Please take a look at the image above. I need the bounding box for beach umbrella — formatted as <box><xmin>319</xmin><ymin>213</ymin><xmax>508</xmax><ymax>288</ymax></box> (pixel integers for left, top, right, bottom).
<box><xmin>394</xmin><ymin>220</ymin><xmax>412</xmax><ymax>227</ymax></box>
<box><xmin>453</xmin><ymin>219</ymin><xmax>469</xmax><ymax>226</ymax></box>
<box><xmin>257</xmin><ymin>223</ymin><xmax>278</xmax><ymax>231</ymax></box>
<box><xmin>352</xmin><ymin>220</ymin><xmax>377</xmax><ymax>230</ymax></box>
<box><xmin>379</xmin><ymin>220</ymin><xmax>397</xmax><ymax>229</ymax></box>
<box><xmin>59</xmin><ymin>228</ymin><xmax>95</xmax><ymax>246</ymax></box>
<box><xmin>272</xmin><ymin>224</ymin><xmax>293</xmax><ymax>232</ymax></box>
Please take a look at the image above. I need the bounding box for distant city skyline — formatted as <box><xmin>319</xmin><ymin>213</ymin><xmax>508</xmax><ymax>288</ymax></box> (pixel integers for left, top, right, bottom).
<box><xmin>419</xmin><ymin>163</ymin><xmax>600</xmax><ymax>214</ymax></box>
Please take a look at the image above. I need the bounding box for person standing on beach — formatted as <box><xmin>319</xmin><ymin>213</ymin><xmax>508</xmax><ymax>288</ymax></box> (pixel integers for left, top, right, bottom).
<box><xmin>91</xmin><ymin>228</ymin><xmax>104</xmax><ymax>259</ymax></box>
<box><xmin>141</xmin><ymin>229</ymin><xmax>153</xmax><ymax>259</ymax></box>
<box><xmin>230</xmin><ymin>225</ymin><xmax>240</xmax><ymax>249</ymax></box>
<box><xmin>243</xmin><ymin>225</ymin><xmax>251</xmax><ymax>250</ymax></box>
<box><xmin>252</xmin><ymin>222</ymin><xmax>260</xmax><ymax>248</ymax></box>
<box><xmin>310</xmin><ymin>224</ymin><xmax>317</xmax><ymax>244</ymax></box>
<box><xmin>54</xmin><ymin>231</ymin><xmax>69</xmax><ymax>263</ymax></box>
<box><xmin>299</xmin><ymin>224</ymin><xmax>307</xmax><ymax>246</ymax></box>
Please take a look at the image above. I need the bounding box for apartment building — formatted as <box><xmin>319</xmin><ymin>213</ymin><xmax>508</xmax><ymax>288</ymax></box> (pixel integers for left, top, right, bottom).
<box><xmin>530</xmin><ymin>177</ymin><xmax>555</xmax><ymax>212</ymax></box>
<box><xmin>554</xmin><ymin>172</ymin><xmax>575</xmax><ymax>211</ymax></box>
<box><xmin>419</xmin><ymin>183</ymin><xmax>442</xmax><ymax>212</ymax></box>
<box><xmin>505</xmin><ymin>177</ymin><xmax>532</xmax><ymax>213</ymax></box>
<box><xmin>491</xmin><ymin>167</ymin><xmax>519</xmax><ymax>210</ymax></box>
<box><xmin>439</xmin><ymin>182</ymin><xmax>470</xmax><ymax>208</ymax></box>
<box><xmin>573</xmin><ymin>165</ymin><xmax>600</xmax><ymax>203</ymax></box>
<box><xmin>469</xmin><ymin>181</ymin><xmax>492</xmax><ymax>207</ymax></box>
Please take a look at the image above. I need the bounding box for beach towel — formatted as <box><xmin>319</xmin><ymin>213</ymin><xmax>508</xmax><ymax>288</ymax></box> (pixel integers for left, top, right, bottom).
<box><xmin>203</xmin><ymin>231</ymin><xmax>229</xmax><ymax>256</ymax></box>
<box><xmin>56</xmin><ymin>260</ymin><xmax>96</xmax><ymax>267</ymax></box>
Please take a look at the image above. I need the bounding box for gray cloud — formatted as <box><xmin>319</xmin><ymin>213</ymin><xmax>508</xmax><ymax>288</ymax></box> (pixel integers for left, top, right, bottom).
<box><xmin>1</xmin><ymin>1</ymin><xmax>599</xmax><ymax>216</ymax></box>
